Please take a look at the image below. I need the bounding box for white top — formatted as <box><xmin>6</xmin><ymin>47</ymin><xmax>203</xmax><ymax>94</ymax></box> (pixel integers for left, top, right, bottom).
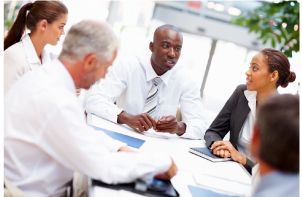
<box><xmin>237</xmin><ymin>90</ymin><xmax>257</xmax><ymax>161</ymax></box>
<box><xmin>86</xmin><ymin>55</ymin><xmax>207</xmax><ymax>139</ymax></box>
<box><xmin>4</xmin><ymin>34</ymin><xmax>51</xmax><ymax>94</ymax></box>
<box><xmin>4</xmin><ymin>59</ymin><xmax>171</xmax><ymax>197</ymax></box>
<box><xmin>251</xmin><ymin>164</ymin><xmax>261</xmax><ymax>195</ymax></box>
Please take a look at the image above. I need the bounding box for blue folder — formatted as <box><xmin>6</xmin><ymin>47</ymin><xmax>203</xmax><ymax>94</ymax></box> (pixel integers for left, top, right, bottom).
<box><xmin>188</xmin><ymin>185</ymin><xmax>240</xmax><ymax>197</ymax></box>
<box><xmin>89</xmin><ymin>125</ymin><xmax>145</xmax><ymax>149</ymax></box>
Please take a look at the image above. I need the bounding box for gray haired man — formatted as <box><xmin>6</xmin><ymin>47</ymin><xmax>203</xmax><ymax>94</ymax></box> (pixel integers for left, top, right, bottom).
<box><xmin>4</xmin><ymin>20</ymin><xmax>177</xmax><ymax>197</ymax></box>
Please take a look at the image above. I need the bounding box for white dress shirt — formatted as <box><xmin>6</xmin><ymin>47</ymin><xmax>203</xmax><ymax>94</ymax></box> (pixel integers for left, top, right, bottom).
<box><xmin>4</xmin><ymin>34</ymin><xmax>51</xmax><ymax>94</ymax></box>
<box><xmin>86</xmin><ymin>55</ymin><xmax>207</xmax><ymax>139</ymax></box>
<box><xmin>237</xmin><ymin>90</ymin><xmax>257</xmax><ymax>161</ymax></box>
<box><xmin>4</xmin><ymin>59</ymin><xmax>171</xmax><ymax>197</ymax></box>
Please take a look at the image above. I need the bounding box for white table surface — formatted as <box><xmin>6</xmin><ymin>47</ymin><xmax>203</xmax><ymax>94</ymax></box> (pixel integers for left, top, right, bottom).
<box><xmin>87</xmin><ymin>113</ymin><xmax>252</xmax><ymax>197</ymax></box>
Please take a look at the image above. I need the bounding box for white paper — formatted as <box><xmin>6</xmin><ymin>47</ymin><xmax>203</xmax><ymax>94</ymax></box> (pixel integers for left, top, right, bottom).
<box><xmin>193</xmin><ymin>173</ymin><xmax>252</xmax><ymax>197</ymax></box>
<box><xmin>94</xmin><ymin>186</ymin><xmax>120</xmax><ymax>197</ymax></box>
<box><xmin>94</xmin><ymin>187</ymin><xmax>147</xmax><ymax>197</ymax></box>
<box><xmin>142</xmin><ymin>128</ymin><xmax>169</xmax><ymax>139</ymax></box>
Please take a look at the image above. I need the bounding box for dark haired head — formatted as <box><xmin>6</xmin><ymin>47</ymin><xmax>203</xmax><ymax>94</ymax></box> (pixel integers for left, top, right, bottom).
<box><xmin>256</xmin><ymin>94</ymin><xmax>299</xmax><ymax>173</ymax></box>
<box><xmin>4</xmin><ymin>1</ymin><xmax>68</xmax><ymax>51</ymax></box>
<box><xmin>260</xmin><ymin>48</ymin><xmax>296</xmax><ymax>88</ymax></box>
<box><xmin>154</xmin><ymin>24</ymin><xmax>182</xmax><ymax>37</ymax></box>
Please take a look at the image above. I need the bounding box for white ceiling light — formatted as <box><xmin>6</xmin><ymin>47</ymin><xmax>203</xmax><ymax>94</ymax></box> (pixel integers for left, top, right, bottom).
<box><xmin>214</xmin><ymin>3</ymin><xmax>224</xmax><ymax>12</ymax></box>
<box><xmin>207</xmin><ymin>2</ymin><xmax>215</xmax><ymax>9</ymax></box>
<box><xmin>228</xmin><ymin>7</ymin><xmax>241</xmax><ymax>16</ymax></box>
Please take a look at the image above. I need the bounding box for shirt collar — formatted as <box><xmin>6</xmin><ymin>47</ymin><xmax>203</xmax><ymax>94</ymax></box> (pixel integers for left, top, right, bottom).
<box><xmin>140</xmin><ymin>55</ymin><xmax>172</xmax><ymax>86</ymax></box>
<box><xmin>244</xmin><ymin>90</ymin><xmax>257</xmax><ymax>103</ymax></box>
<box><xmin>22</xmin><ymin>34</ymin><xmax>51</xmax><ymax>64</ymax></box>
<box><xmin>244</xmin><ymin>90</ymin><xmax>257</xmax><ymax>118</ymax></box>
<box><xmin>52</xmin><ymin>59</ymin><xmax>76</xmax><ymax>95</ymax></box>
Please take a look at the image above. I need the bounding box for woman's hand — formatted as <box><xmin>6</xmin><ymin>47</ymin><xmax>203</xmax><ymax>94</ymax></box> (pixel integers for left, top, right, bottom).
<box><xmin>211</xmin><ymin>141</ymin><xmax>247</xmax><ymax>165</ymax></box>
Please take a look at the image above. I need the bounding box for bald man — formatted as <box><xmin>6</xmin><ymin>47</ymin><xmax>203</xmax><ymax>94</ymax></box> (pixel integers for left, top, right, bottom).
<box><xmin>86</xmin><ymin>24</ymin><xmax>207</xmax><ymax>139</ymax></box>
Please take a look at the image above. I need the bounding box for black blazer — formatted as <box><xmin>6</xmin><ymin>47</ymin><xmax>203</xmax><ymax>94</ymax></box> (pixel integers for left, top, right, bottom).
<box><xmin>204</xmin><ymin>84</ymin><xmax>255</xmax><ymax>174</ymax></box>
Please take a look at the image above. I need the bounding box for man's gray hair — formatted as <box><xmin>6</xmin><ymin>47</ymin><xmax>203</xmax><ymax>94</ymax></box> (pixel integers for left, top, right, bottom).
<box><xmin>59</xmin><ymin>20</ymin><xmax>119</xmax><ymax>63</ymax></box>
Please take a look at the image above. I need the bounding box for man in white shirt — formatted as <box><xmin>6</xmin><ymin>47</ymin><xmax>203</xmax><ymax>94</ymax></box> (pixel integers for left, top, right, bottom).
<box><xmin>86</xmin><ymin>24</ymin><xmax>207</xmax><ymax>139</ymax></box>
<box><xmin>4</xmin><ymin>20</ymin><xmax>177</xmax><ymax>197</ymax></box>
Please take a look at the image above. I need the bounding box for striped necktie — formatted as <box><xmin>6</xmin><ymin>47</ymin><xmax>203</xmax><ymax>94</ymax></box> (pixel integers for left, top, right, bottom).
<box><xmin>143</xmin><ymin>77</ymin><xmax>162</xmax><ymax>117</ymax></box>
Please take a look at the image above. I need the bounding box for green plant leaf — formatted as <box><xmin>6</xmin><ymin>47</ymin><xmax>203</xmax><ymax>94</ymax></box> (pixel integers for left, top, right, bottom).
<box><xmin>231</xmin><ymin>1</ymin><xmax>299</xmax><ymax>57</ymax></box>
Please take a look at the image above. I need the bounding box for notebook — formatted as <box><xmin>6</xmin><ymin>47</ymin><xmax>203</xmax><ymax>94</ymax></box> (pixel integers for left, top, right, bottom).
<box><xmin>89</xmin><ymin>125</ymin><xmax>145</xmax><ymax>149</ymax></box>
<box><xmin>188</xmin><ymin>185</ymin><xmax>240</xmax><ymax>197</ymax></box>
<box><xmin>189</xmin><ymin>147</ymin><xmax>232</xmax><ymax>162</ymax></box>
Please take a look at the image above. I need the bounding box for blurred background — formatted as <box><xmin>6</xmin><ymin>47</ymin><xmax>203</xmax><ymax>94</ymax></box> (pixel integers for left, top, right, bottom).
<box><xmin>4</xmin><ymin>0</ymin><xmax>300</xmax><ymax>126</ymax></box>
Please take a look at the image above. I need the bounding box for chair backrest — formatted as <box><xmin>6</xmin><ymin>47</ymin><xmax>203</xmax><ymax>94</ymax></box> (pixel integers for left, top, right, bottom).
<box><xmin>4</xmin><ymin>177</ymin><xmax>25</xmax><ymax>197</ymax></box>
<box><xmin>176</xmin><ymin>106</ymin><xmax>182</xmax><ymax>122</ymax></box>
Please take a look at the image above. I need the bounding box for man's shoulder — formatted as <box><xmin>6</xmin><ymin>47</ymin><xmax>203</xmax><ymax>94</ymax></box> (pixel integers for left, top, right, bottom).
<box><xmin>114</xmin><ymin>54</ymin><xmax>141</xmax><ymax>68</ymax></box>
<box><xmin>254</xmin><ymin>172</ymin><xmax>299</xmax><ymax>197</ymax></box>
<box><xmin>171</xmin><ymin>65</ymin><xmax>192</xmax><ymax>82</ymax></box>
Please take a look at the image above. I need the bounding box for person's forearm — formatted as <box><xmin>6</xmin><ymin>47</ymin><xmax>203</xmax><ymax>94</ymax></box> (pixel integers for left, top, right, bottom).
<box><xmin>237</xmin><ymin>153</ymin><xmax>247</xmax><ymax>166</ymax></box>
<box><xmin>117</xmin><ymin>111</ymin><xmax>131</xmax><ymax>124</ymax></box>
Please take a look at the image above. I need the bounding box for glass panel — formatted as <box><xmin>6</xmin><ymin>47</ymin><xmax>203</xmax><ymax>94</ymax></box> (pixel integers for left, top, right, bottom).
<box><xmin>203</xmin><ymin>40</ymin><xmax>248</xmax><ymax>113</ymax></box>
<box><xmin>177</xmin><ymin>32</ymin><xmax>212</xmax><ymax>90</ymax></box>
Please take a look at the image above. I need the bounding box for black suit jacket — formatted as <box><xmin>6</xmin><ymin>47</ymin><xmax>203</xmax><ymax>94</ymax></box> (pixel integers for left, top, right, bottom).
<box><xmin>204</xmin><ymin>84</ymin><xmax>255</xmax><ymax>174</ymax></box>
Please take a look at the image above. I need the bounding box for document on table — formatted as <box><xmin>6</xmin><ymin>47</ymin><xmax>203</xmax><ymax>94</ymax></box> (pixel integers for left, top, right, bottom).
<box><xmin>142</xmin><ymin>128</ymin><xmax>170</xmax><ymax>139</ymax></box>
<box><xmin>89</xmin><ymin>125</ymin><xmax>146</xmax><ymax>149</ymax></box>
<box><xmin>193</xmin><ymin>173</ymin><xmax>252</xmax><ymax>196</ymax></box>
<box><xmin>94</xmin><ymin>186</ymin><xmax>146</xmax><ymax>197</ymax></box>
<box><xmin>188</xmin><ymin>185</ymin><xmax>240</xmax><ymax>197</ymax></box>
<box><xmin>132</xmin><ymin>128</ymin><xmax>170</xmax><ymax>139</ymax></box>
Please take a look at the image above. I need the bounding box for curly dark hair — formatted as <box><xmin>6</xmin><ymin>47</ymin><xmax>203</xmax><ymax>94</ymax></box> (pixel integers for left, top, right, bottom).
<box><xmin>260</xmin><ymin>48</ymin><xmax>296</xmax><ymax>88</ymax></box>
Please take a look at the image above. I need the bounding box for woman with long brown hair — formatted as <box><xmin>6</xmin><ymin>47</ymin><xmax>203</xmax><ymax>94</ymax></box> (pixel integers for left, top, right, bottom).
<box><xmin>4</xmin><ymin>1</ymin><xmax>69</xmax><ymax>94</ymax></box>
<box><xmin>204</xmin><ymin>48</ymin><xmax>296</xmax><ymax>174</ymax></box>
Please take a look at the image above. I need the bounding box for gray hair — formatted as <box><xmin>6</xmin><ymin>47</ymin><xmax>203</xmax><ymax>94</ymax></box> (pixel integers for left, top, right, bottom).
<box><xmin>59</xmin><ymin>20</ymin><xmax>119</xmax><ymax>64</ymax></box>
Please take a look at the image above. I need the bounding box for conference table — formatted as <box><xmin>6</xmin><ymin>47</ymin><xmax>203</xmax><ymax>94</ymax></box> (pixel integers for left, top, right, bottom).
<box><xmin>87</xmin><ymin>113</ymin><xmax>252</xmax><ymax>197</ymax></box>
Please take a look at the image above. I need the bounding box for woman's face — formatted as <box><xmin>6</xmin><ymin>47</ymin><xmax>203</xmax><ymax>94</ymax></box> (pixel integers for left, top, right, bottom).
<box><xmin>245</xmin><ymin>52</ymin><xmax>273</xmax><ymax>91</ymax></box>
<box><xmin>45</xmin><ymin>14</ymin><xmax>68</xmax><ymax>46</ymax></box>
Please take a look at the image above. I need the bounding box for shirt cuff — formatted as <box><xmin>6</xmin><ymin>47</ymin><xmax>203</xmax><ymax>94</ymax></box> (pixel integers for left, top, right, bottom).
<box><xmin>179</xmin><ymin>122</ymin><xmax>201</xmax><ymax>140</ymax></box>
<box><xmin>106</xmin><ymin>108</ymin><xmax>124</xmax><ymax>124</ymax></box>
